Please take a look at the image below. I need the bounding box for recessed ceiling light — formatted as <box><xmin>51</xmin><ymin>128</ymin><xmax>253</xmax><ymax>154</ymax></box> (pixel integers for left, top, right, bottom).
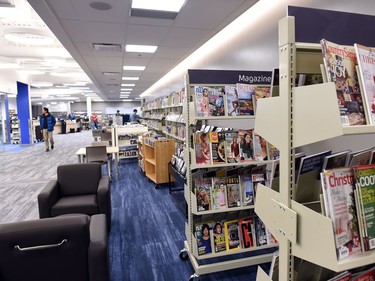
<box><xmin>121</xmin><ymin>92</ymin><xmax>131</xmax><ymax>94</ymax></box>
<box><xmin>122</xmin><ymin>99</ymin><xmax>132</xmax><ymax>101</ymax></box>
<box><xmin>121</xmin><ymin>88</ymin><xmax>133</xmax><ymax>91</ymax></box>
<box><xmin>3</xmin><ymin>28</ymin><xmax>54</xmax><ymax>46</ymax></box>
<box><xmin>122</xmin><ymin>76</ymin><xmax>139</xmax><ymax>80</ymax></box>
<box><xmin>121</xmin><ymin>83</ymin><xmax>135</xmax><ymax>87</ymax></box>
<box><xmin>135</xmin><ymin>97</ymin><xmax>142</xmax><ymax>99</ymax></box>
<box><xmin>31</xmin><ymin>82</ymin><xmax>53</xmax><ymax>88</ymax></box>
<box><xmin>126</xmin><ymin>44</ymin><xmax>157</xmax><ymax>53</ymax></box>
<box><xmin>89</xmin><ymin>2</ymin><xmax>112</xmax><ymax>11</ymax></box>
<box><xmin>131</xmin><ymin>0</ymin><xmax>185</xmax><ymax>12</ymax></box>
<box><xmin>50</xmin><ymin>72</ymin><xmax>85</xmax><ymax>77</ymax></box>
<box><xmin>123</xmin><ymin>66</ymin><xmax>145</xmax><ymax>71</ymax></box>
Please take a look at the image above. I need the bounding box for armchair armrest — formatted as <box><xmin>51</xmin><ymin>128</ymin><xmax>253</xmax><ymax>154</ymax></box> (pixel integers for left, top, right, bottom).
<box><xmin>97</xmin><ymin>176</ymin><xmax>111</xmax><ymax>230</ymax></box>
<box><xmin>89</xmin><ymin>214</ymin><xmax>109</xmax><ymax>281</ymax></box>
<box><xmin>38</xmin><ymin>180</ymin><xmax>60</xmax><ymax>218</ymax></box>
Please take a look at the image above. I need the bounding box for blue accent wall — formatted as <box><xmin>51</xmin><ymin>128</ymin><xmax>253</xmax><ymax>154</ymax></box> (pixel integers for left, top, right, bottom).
<box><xmin>16</xmin><ymin>82</ymin><xmax>31</xmax><ymax>144</ymax></box>
<box><xmin>4</xmin><ymin>94</ymin><xmax>10</xmax><ymax>143</ymax></box>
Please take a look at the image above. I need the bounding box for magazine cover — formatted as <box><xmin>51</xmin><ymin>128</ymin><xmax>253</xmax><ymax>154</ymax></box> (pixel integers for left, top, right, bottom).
<box><xmin>195</xmin><ymin>222</ymin><xmax>213</xmax><ymax>256</ymax></box>
<box><xmin>322</xmin><ymin>167</ymin><xmax>361</xmax><ymax>260</ymax></box>
<box><xmin>208</xmin><ymin>87</ymin><xmax>225</xmax><ymax>116</ymax></box>
<box><xmin>225</xmin><ymin>131</ymin><xmax>240</xmax><ymax>163</ymax></box>
<box><xmin>226</xmin><ymin>176</ymin><xmax>241</xmax><ymax>208</ymax></box>
<box><xmin>353</xmin><ymin>164</ymin><xmax>375</xmax><ymax>252</ymax></box>
<box><xmin>254</xmin><ymin>216</ymin><xmax>268</xmax><ymax>246</ymax></box>
<box><xmin>194</xmin><ymin>132</ymin><xmax>211</xmax><ymax>165</ymax></box>
<box><xmin>239</xmin><ymin>217</ymin><xmax>256</xmax><ymax>248</ymax></box>
<box><xmin>240</xmin><ymin>175</ymin><xmax>254</xmax><ymax>206</ymax></box>
<box><xmin>355</xmin><ymin>43</ymin><xmax>375</xmax><ymax>125</ymax></box>
<box><xmin>211</xmin><ymin>177</ymin><xmax>227</xmax><ymax>210</ymax></box>
<box><xmin>194</xmin><ymin>178</ymin><xmax>212</xmax><ymax>212</ymax></box>
<box><xmin>320</xmin><ymin>39</ymin><xmax>366</xmax><ymax>126</ymax></box>
<box><xmin>194</xmin><ymin>86</ymin><xmax>209</xmax><ymax>117</ymax></box>
<box><xmin>236</xmin><ymin>83</ymin><xmax>255</xmax><ymax>116</ymax></box>
<box><xmin>213</xmin><ymin>221</ymin><xmax>226</xmax><ymax>253</ymax></box>
<box><xmin>252</xmin><ymin>131</ymin><xmax>268</xmax><ymax>161</ymax></box>
<box><xmin>225</xmin><ymin>85</ymin><xmax>239</xmax><ymax>116</ymax></box>
<box><xmin>322</xmin><ymin>150</ymin><xmax>351</xmax><ymax>170</ymax></box>
<box><xmin>238</xmin><ymin>129</ymin><xmax>254</xmax><ymax>162</ymax></box>
<box><xmin>224</xmin><ymin>219</ymin><xmax>241</xmax><ymax>251</ymax></box>
<box><xmin>210</xmin><ymin>131</ymin><xmax>226</xmax><ymax>164</ymax></box>
<box><xmin>267</xmin><ymin>142</ymin><xmax>280</xmax><ymax>161</ymax></box>
<box><xmin>252</xmin><ymin>86</ymin><xmax>271</xmax><ymax>113</ymax></box>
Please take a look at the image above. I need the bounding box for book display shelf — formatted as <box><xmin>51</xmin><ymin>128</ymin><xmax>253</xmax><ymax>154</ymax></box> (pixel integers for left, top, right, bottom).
<box><xmin>112</xmin><ymin>124</ymin><xmax>148</xmax><ymax>160</ymax></box>
<box><xmin>143</xmin><ymin>136</ymin><xmax>175</xmax><ymax>187</ymax></box>
<box><xmin>254</xmin><ymin>10</ymin><xmax>375</xmax><ymax>281</ymax></box>
<box><xmin>180</xmin><ymin>69</ymin><xmax>277</xmax><ymax>281</ymax></box>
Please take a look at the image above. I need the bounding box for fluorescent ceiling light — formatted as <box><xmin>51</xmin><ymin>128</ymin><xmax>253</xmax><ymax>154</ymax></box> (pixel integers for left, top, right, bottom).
<box><xmin>131</xmin><ymin>0</ymin><xmax>185</xmax><ymax>12</ymax></box>
<box><xmin>126</xmin><ymin>44</ymin><xmax>157</xmax><ymax>53</ymax></box>
<box><xmin>0</xmin><ymin>56</ymin><xmax>18</xmax><ymax>69</ymax></box>
<box><xmin>68</xmin><ymin>87</ymin><xmax>90</xmax><ymax>90</ymax></box>
<box><xmin>3</xmin><ymin>27</ymin><xmax>54</xmax><ymax>46</ymax></box>
<box><xmin>51</xmin><ymin>72</ymin><xmax>84</xmax><ymax>77</ymax></box>
<box><xmin>31</xmin><ymin>82</ymin><xmax>53</xmax><ymax>87</ymax></box>
<box><xmin>135</xmin><ymin>97</ymin><xmax>142</xmax><ymax>99</ymax></box>
<box><xmin>63</xmin><ymin>82</ymin><xmax>87</xmax><ymax>86</ymax></box>
<box><xmin>122</xmin><ymin>99</ymin><xmax>133</xmax><ymax>101</ymax></box>
<box><xmin>17</xmin><ymin>69</ymin><xmax>45</xmax><ymax>75</ymax></box>
<box><xmin>121</xmin><ymin>88</ymin><xmax>133</xmax><ymax>91</ymax></box>
<box><xmin>121</xmin><ymin>92</ymin><xmax>131</xmax><ymax>94</ymax></box>
<box><xmin>123</xmin><ymin>65</ymin><xmax>145</xmax><ymax>71</ymax></box>
<box><xmin>122</xmin><ymin>76</ymin><xmax>139</xmax><ymax>80</ymax></box>
<box><xmin>121</xmin><ymin>83</ymin><xmax>135</xmax><ymax>87</ymax></box>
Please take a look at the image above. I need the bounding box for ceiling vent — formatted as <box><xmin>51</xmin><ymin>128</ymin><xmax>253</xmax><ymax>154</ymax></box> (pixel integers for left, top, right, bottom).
<box><xmin>92</xmin><ymin>43</ymin><xmax>123</xmax><ymax>52</ymax></box>
<box><xmin>106</xmin><ymin>83</ymin><xmax>120</xmax><ymax>87</ymax></box>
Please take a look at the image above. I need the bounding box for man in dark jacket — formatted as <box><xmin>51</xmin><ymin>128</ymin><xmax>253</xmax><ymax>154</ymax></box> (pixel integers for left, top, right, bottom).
<box><xmin>40</xmin><ymin>107</ymin><xmax>56</xmax><ymax>152</ymax></box>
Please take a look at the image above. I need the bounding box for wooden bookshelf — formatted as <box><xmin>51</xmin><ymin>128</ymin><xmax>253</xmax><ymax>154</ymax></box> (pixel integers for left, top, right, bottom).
<box><xmin>143</xmin><ymin>137</ymin><xmax>175</xmax><ymax>186</ymax></box>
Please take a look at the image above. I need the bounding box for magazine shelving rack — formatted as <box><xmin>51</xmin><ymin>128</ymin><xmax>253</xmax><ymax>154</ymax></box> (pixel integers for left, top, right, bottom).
<box><xmin>254</xmin><ymin>15</ymin><xmax>375</xmax><ymax>281</ymax></box>
<box><xmin>180</xmin><ymin>69</ymin><xmax>277</xmax><ymax>281</ymax></box>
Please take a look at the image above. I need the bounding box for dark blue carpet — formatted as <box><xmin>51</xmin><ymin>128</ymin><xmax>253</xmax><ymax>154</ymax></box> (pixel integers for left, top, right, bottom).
<box><xmin>109</xmin><ymin>160</ymin><xmax>271</xmax><ymax>281</ymax></box>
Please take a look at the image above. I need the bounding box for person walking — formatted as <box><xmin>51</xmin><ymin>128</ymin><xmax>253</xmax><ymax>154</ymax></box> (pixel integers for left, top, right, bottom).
<box><xmin>40</xmin><ymin>107</ymin><xmax>56</xmax><ymax>152</ymax></box>
<box><xmin>129</xmin><ymin>109</ymin><xmax>141</xmax><ymax>123</ymax></box>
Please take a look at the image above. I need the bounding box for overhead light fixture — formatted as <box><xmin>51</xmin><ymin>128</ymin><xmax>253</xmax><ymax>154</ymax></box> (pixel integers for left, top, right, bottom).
<box><xmin>123</xmin><ymin>65</ymin><xmax>145</xmax><ymax>71</ymax></box>
<box><xmin>122</xmin><ymin>76</ymin><xmax>139</xmax><ymax>80</ymax></box>
<box><xmin>68</xmin><ymin>87</ymin><xmax>90</xmax><ymax>90</ymax></box>
<box><xmin>125</xmin><ymin>44</ymin><xmax>157</xmax><ymax>53</ymax></box>
<box><xmin>63</xmin><ymin>82</ymin><xmax>87</xmax><ymax>86</ymax></box>
<box><xmin>135</xmin><ymin>97</ymin><xmax>142</xmax><ymax>100</ymax></box>
<box><xmin>31</xmin><ymin>82</ymin><xmax>53</xmax><ymax>88</ymax></box>
<box><xmin>121</xmin><ymin>88</ymin><xmax>133</xmax><ymax>91</ymax></box>
<box><xmin>121</xmin><ymin>92</ymin><xmax>131</xmax><ymax>94</ymax></box>
<box><xmin>0</xmin><ymin>56</ymin><xmax>18</xmax><ymax>69</ymax></box>
<box><xmin>121</xmin><ymin>83</ymin><xmax>135</xmax><ymax>87</ymax></box>
<box><xmin>131</xmin><ymin>0</ymin><xmax>185</xmax><ymax>12</ymax></box>
<box><xmin>17</xmin><ymin>69</ymin><xmax>45</xmax><ymax>75</ymax></box>
<box><xmin>3</xmin><ymin>27</ymin><xmax>54</xmax><ymax>46</ymax></box>
<box><xmin>50</xmin><ymin>71</ymin><xmax>85</xmax><ymax>77</ymax></box>
<box><xmin>122</xmin><ymin>99</ymin><xmax>133</xmax><ymax>101</ymax></box>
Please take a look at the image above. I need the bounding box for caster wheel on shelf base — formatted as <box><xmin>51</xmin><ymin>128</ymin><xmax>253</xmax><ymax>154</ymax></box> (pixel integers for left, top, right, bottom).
<box><xmin>189</xmin><ymin>273</ymin><xmax>199</xmax><ymax>281</ymax></box>
<box><xmin>179</xmin><ymin>249</ymin><xmax>188</xmax><ymax>260</ymax></box>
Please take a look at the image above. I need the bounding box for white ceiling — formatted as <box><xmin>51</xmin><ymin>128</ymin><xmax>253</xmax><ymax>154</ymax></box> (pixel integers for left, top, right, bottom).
<box><xmin>14</xmin><ymin>0</ymin><xmax>260</xmax><ymax>102</ymax></box>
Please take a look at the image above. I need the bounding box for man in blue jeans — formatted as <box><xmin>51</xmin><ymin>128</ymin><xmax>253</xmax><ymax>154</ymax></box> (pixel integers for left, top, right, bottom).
<box><xmin>40</xmin><ymin>107</ymin><xmax>56</xmax><ymax>152</ymax></box>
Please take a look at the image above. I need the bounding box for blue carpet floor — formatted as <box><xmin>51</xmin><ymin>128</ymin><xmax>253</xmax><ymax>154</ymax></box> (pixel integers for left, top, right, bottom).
<box><xmin>109</xmin><ymin>159</ymin><xmax>272</xmax><ymax>281</ymax></box>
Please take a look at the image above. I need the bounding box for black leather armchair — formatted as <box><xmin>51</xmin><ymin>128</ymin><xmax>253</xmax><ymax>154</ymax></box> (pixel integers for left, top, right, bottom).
<box><xmin>38</xmin><ymin>163</ymin><xmax>111</xmax><ymax>230</ymax></box>
<box><xmin>0</xmin><ymin>214</ymin><xmax>109</xmax><ymax>281</ymax></box>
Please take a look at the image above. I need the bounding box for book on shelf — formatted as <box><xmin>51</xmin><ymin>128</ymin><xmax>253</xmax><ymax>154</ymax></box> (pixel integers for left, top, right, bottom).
<box><xmin>236</xmin><ymin>83</ymin><xmax>255</xmax><ymax>116</ymax></box>
<box><xmin>210</xmin><ymin>132</ymin><xmax>226</xmax><ymax>164</ymax></box>
<box><xmin>211</xmin><ymin>177</ymin><xmax>227</xmax><ymax>210</ymax></box>
<box><xmin>238</xmin><ymin>129</ymin><xmax>254</xmax><ymax>162</ymax></box>
<box><xmin>194</xmin><ymin>86</ymin><xmax>210</xmax><ymax>117</ymax></box>
<box><xmin>295</xmin><ymin>150</ymin><xmax>332</xmax><ymax>203</ymax></box>
<box><xmin>226</xmin><ymin>176</ymin><xmax>241</xmax><ymax>208</ymax></box>
<box><xmin>195</xmin><ymin>222</ymin><xmax>213</xmax><ymax>256</ymax></box>
<box><xmin>238</xmin><ymin>216</ymin><xmax>256</xmax><ymax>248</ymax></box>
<box><xmin>270</xmin><ymin>68</ymin><xmax>279</xmax><ymax>97</ymax></box>
<box><xmin>213</xmin><ymin>221</ymin><xmax>227</xmax><ymax>253</ymax></box>
<box><xmin>194</xmin><ymin>178</ymin><xmax>212</xmax><ymax>212</ymax></box>
<box><xmin>321</xmin><ymin>167</ymin><xmax>362</xmax><ymax>260</ymax></box>
<box><xmin>355</xmin><ymin>43</ymin><xmax>375</xmax><ymax>125</ymax></box>
<box><xmin>208</xmin><ymin>87</ymin><xmax>225</xmax><ymax>116</ymax></box>
<box><xmin>225</xmin><ymin>131</ymin><xmax>240</xmax><ymax>163</ymax></box>
<box><xmin>353</xmin><ymin>164</ymin><xmax>375</xmax><ymax>252</ymax></box>
<box><xmin>239</xmin><ymin>174</ymin><xmax>254</xmax><ymax>206</ymax></box>
<box><xmin>251</xmin><ymin>164</ymin><xmax>267</xmax><ymax>197</ymax></box>
<box><xmin>322</xmin><ymin>149</ymin><xmax>351</xmax><ymax>170</ymax></box>
<box><xmin>225</xmin><ymin>85</ymin><xmax>240</xmax><ymax>116</ymax></box>
<box><xmin>194</xmin><ymin>132</ymin><xmax>211</xmax><ymax>165</ymax></box>
<box><xmin>224</xmin><ymin>219</ymin><xmax>241</xmax><ymax>251</ymax></box>
<box><xmin>347</xmin><ymin>148</ymin><xmax>373</xmax><ymax>167</ymax></box>
<box><xmin>320</xmin><ymin>39</ymin><xmax>367</xmax><ymax>126</ymax></box>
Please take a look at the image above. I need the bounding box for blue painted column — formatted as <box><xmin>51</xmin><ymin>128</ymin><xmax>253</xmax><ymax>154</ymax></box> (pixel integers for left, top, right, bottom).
<box><xmin>2</xmin><ymin>94</ymin><xmax>11</xmax><ymax>143</ymax></box>
<box><xmin>16</xmin><ymin>81</ymin><xmax>32</xmax><ymax>144</ymax></box>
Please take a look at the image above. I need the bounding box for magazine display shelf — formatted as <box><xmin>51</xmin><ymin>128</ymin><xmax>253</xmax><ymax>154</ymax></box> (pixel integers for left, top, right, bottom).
<box><xmin>180</xmin><ymin>69</ymin><xmax>276</xmax><ymax>281</ymax></box>
<box><xmin>113</xmin><ymin>125</ymin><xmax>148</xmax><ymax>160</ymax></box>
<box><xmin>254</xmin><ymin>16</ymin><xmax>375</xmax><ymax>281</ymax></box>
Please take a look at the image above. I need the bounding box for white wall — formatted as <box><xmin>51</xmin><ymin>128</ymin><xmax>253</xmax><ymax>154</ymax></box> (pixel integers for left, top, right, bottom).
<box><xmin>71</xmin><ymin>101</ymin><xmax>141</xmax><ymax>114</ymax></box>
